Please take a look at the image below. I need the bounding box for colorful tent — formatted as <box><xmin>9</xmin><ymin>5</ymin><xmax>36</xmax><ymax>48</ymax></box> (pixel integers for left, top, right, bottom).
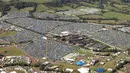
<box><xmin>76</xmin><ymin>61</ymin><xmax>85</xmax><ymax>66</ymax></box>
<box><xmin>96</xmin><ymin>68</ymin><xmax>104</xmax><ymax>73</ymax></box>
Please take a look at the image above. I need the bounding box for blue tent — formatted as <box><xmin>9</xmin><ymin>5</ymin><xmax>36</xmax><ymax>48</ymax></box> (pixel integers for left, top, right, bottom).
<box><xmin>76</xmin><ymin>61</ymin><xmax>85</xmax><ymax>66</ymax></box>
<box><xmin>96</xmin><ymin>68</ymin><xmax>104</xmax><ymax>73</ymax></box>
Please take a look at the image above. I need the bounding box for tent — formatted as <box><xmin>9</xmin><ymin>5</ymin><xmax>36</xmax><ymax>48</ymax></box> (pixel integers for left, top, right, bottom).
<box><xmin>96</xmin><ymin>68</ymin><xmax>104</xmax><ymax>73</ymax></box>
<box><xmin>10</xmin><ymin>71</ymin><xmax>17</xmax><ymax>73</ymax></box>
<box><xmin>1</xmin><ymin>71</ymin><xmax>6</xmax><ymax>73</ymax></box>
<box><xmin>78</xmin><ymin>67</ymin><xmax>89</xmax><ymax>73</ymax></box>
<box><xmin>76</xmin><ymin>61</ymin><xmax>85</xmax><ymax>66</ymax></box>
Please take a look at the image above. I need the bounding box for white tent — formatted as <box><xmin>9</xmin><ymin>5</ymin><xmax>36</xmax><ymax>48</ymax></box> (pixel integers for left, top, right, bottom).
<box><xmin>65</xmin><ymin>68</ymin><xmax>74</xmax><ymax>72</ymax></box>
<box><xmin>1</xmin><ymin>71</ymin><xmax>6</xmax><ymax>73</ymax></box>
<box><xmin>0</xmin><ymin>68</ymin><xmax>3</xmax><ymax>71</ymax></box>
<box><xmin>10</xmin><ymin>71</ymin><xmax>17</xmax><ymax>73</ymax></box>
<box><xmin>64</xmin><ymin>58</ymin><xmax>75</xmax><ymax>62</ymax></box>
<box><xmin>61</xmin><ymin>31</ymin><xmax>71</xmax><ymax>36</ymax></box>
<box><xmin>42</xmin><ymin>37</ymin><xmax>47</xmax><ymax>40</ymax></box>
<box><xmin>78</xmin><ymin>67</ymin><xmax>89</xmax><ymax>73</ymax></box>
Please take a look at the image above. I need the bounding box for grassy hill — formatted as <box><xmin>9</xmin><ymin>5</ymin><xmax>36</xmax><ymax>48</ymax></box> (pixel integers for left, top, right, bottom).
<box><xmin>1</xmin><ymin>0</ymin><xmax>130</xmax><ymax>25</ymax></box>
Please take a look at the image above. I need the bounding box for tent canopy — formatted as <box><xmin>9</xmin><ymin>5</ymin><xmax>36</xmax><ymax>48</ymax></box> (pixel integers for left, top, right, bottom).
<box><xmin>78</xmin><ymin>67</ymin><xmax>89</xmax><ymax>73</ymax></box>
<box><xmin>76</xmin><ymin>61</ymin><xmax>85</xmax><ymax>66</ymax></box>
<box><xmin>96</xmin><ymin>68</ymin><xmax>104</xmax><ymax>72</ymax></box>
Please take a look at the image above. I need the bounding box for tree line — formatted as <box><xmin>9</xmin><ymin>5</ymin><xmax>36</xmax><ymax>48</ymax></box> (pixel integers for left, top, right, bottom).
<box><xmin>1</xmin><ymin>1</ymin><xmax>37</xmax><ymax>17</ymax></box>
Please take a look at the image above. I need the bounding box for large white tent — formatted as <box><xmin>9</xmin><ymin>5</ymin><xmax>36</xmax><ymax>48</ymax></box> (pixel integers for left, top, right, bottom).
<box><xmin>78</xmin><ymin>67</ymin><xmax>89</xmax><ymax>73</ymax></box>
<box><xmin>1</xmin><ymin>71</ymin><xmax>6</xmax><ymax>73</ymax></box>
<box><xmin>10</xmin><ymin>71</ymin><xmax>17</xmax><ymax>73</ymax></box>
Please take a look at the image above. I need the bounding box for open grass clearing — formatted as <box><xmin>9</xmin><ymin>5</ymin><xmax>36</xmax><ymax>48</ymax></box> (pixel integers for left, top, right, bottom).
<box><xmin>19</xmin><ymin>0</ymin><xmax>52</xmax><ymax>3</ymax></box>
<box><xmin>114</xmin><ymin>4</ymin><xmax>128</xmax><ymax>9</ymax></box>
<box><xmin>36</xmin><ymin>4</ymin><xmax>49</xmax><ymax>12</ymax></box>
<box><xmin>77</xmin><ymin>2</ymin><xmax>99</xmax><ymax>8</ymax></box>
<box><xmin>53</xmin><ymin>61</ymin><xmax>78</xmax><ymax>69</ymax></box>
<box><xmin>75</xmin><ymin>49</ymin><xmax>93</xmax><ymax>57</ymax></box>
<box><xmin>49</xmin><ymin>5</ymin><xmax>72</xmax><ymax>11</ymax></box>
<box><xmin>0</xmin><ymin>45</ymin><xmax>25</xmax><ymax>56</ymax></box>
<box><xmin>20</xmin><ymin>7</ymin><xmax>34</xmax><ymax>12</ymax></box>
<box><xmin>103</xmin><ymin>12</ymin><xmax>130</xmax><ymax>20</ymax></box>
<box><xmin>10</xmin><ymin>6</ymin><xmax>19</xmax><ymax>11</ymax></box>
<box><xmin>0</xmin><ymin>31</ymin><xmax>17</xmax><ymax>37</ymax></box>
<box><xmin>80</xmin><ymin>14</ymin><xmax>104</xmax><ymax>19</ymax></box>
<box><xmin>74</xmin><ymin>49</ymin><xmax>94</xmax><ymax>61</ymax></box>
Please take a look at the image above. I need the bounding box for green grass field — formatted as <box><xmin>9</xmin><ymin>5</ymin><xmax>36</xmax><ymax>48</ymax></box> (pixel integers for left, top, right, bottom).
<box><xmin>103</xmin><ymin>12</ymin><xmax>130</xmax><ymax>20</ymax></box>
<box><xmin>49</xmin><ymin>5</ymin><xmax>72</xmax><ymax>12</ymax></box>
<box><xmin>114</xmin><ymin>4</ymin><xmax>128</xmax><ymax>9</ymax></box>
<box><xmin>10</xmin><ymin>6</ymin><xmax>19</xmax><ymax>11</ymax></box>
<box><xmin>0</xmin><ymin>45</ymin><xmax>25</xmax><ymax>56</ymax></box>
<box><xmin>19</xmin><ymin>0</ymin><xmax>52</xmax><ymax>3</ymax></box>
<box><xmin>20</xmin><ymin>7</ymin><xmax>34</xmax><ymax>12</ymax></box>
<box><xmin>53</xmin><ymin>61</ymin><xmax>79</xmax><ymax>73</ymax></box>
<box><xmin>0</xmin><ymin>31</ymin><xmax>17</xmax><ymax>37</ymax></box>
<box><xmin>36</xmin><ymin>4</ymin><xmax>49</xmax><ymax>12</ymax></box>
<box><xmin>75</xmin><ymin>49</ymin><xmax>93</xmax><ymax>57</ymax></box>
<box><xmin>79</xmin><ymin>15</ymin><xmax>104</xmax><ymax>19</ymax></box>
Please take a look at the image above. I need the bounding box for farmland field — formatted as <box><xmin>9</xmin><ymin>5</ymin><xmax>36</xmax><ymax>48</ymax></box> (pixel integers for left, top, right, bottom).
<box><xmin>103</xmin><ymin>12</ymin><xmax>130</xmax><ymax>20</ymax></box>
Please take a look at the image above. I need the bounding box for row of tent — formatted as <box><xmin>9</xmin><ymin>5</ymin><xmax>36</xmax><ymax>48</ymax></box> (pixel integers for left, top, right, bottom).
<box><xmin>76</xmin><ymin>61</ymin><xmax>104</xmax><ymax>73</ymax></box>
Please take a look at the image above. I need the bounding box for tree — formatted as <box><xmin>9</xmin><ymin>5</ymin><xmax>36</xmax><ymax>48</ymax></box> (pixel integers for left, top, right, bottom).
<box><xmin>127</xmin><ymin>48</ymin><xmax>130</xmax><ymax>55</ymax></box>
<box><xmin>122</xmin><ymin>0</ymin><xmax>130</xmax><ymax>2</ymax></box>
<box><xmin>0</xmin><ymin>1</ymin><xmax>5</xmax><ymax>12</ymax></box>
<box><xmin>4</xmin><ymin>51</ymin><xmax>7</xmax><ymax>53</ymax></box>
